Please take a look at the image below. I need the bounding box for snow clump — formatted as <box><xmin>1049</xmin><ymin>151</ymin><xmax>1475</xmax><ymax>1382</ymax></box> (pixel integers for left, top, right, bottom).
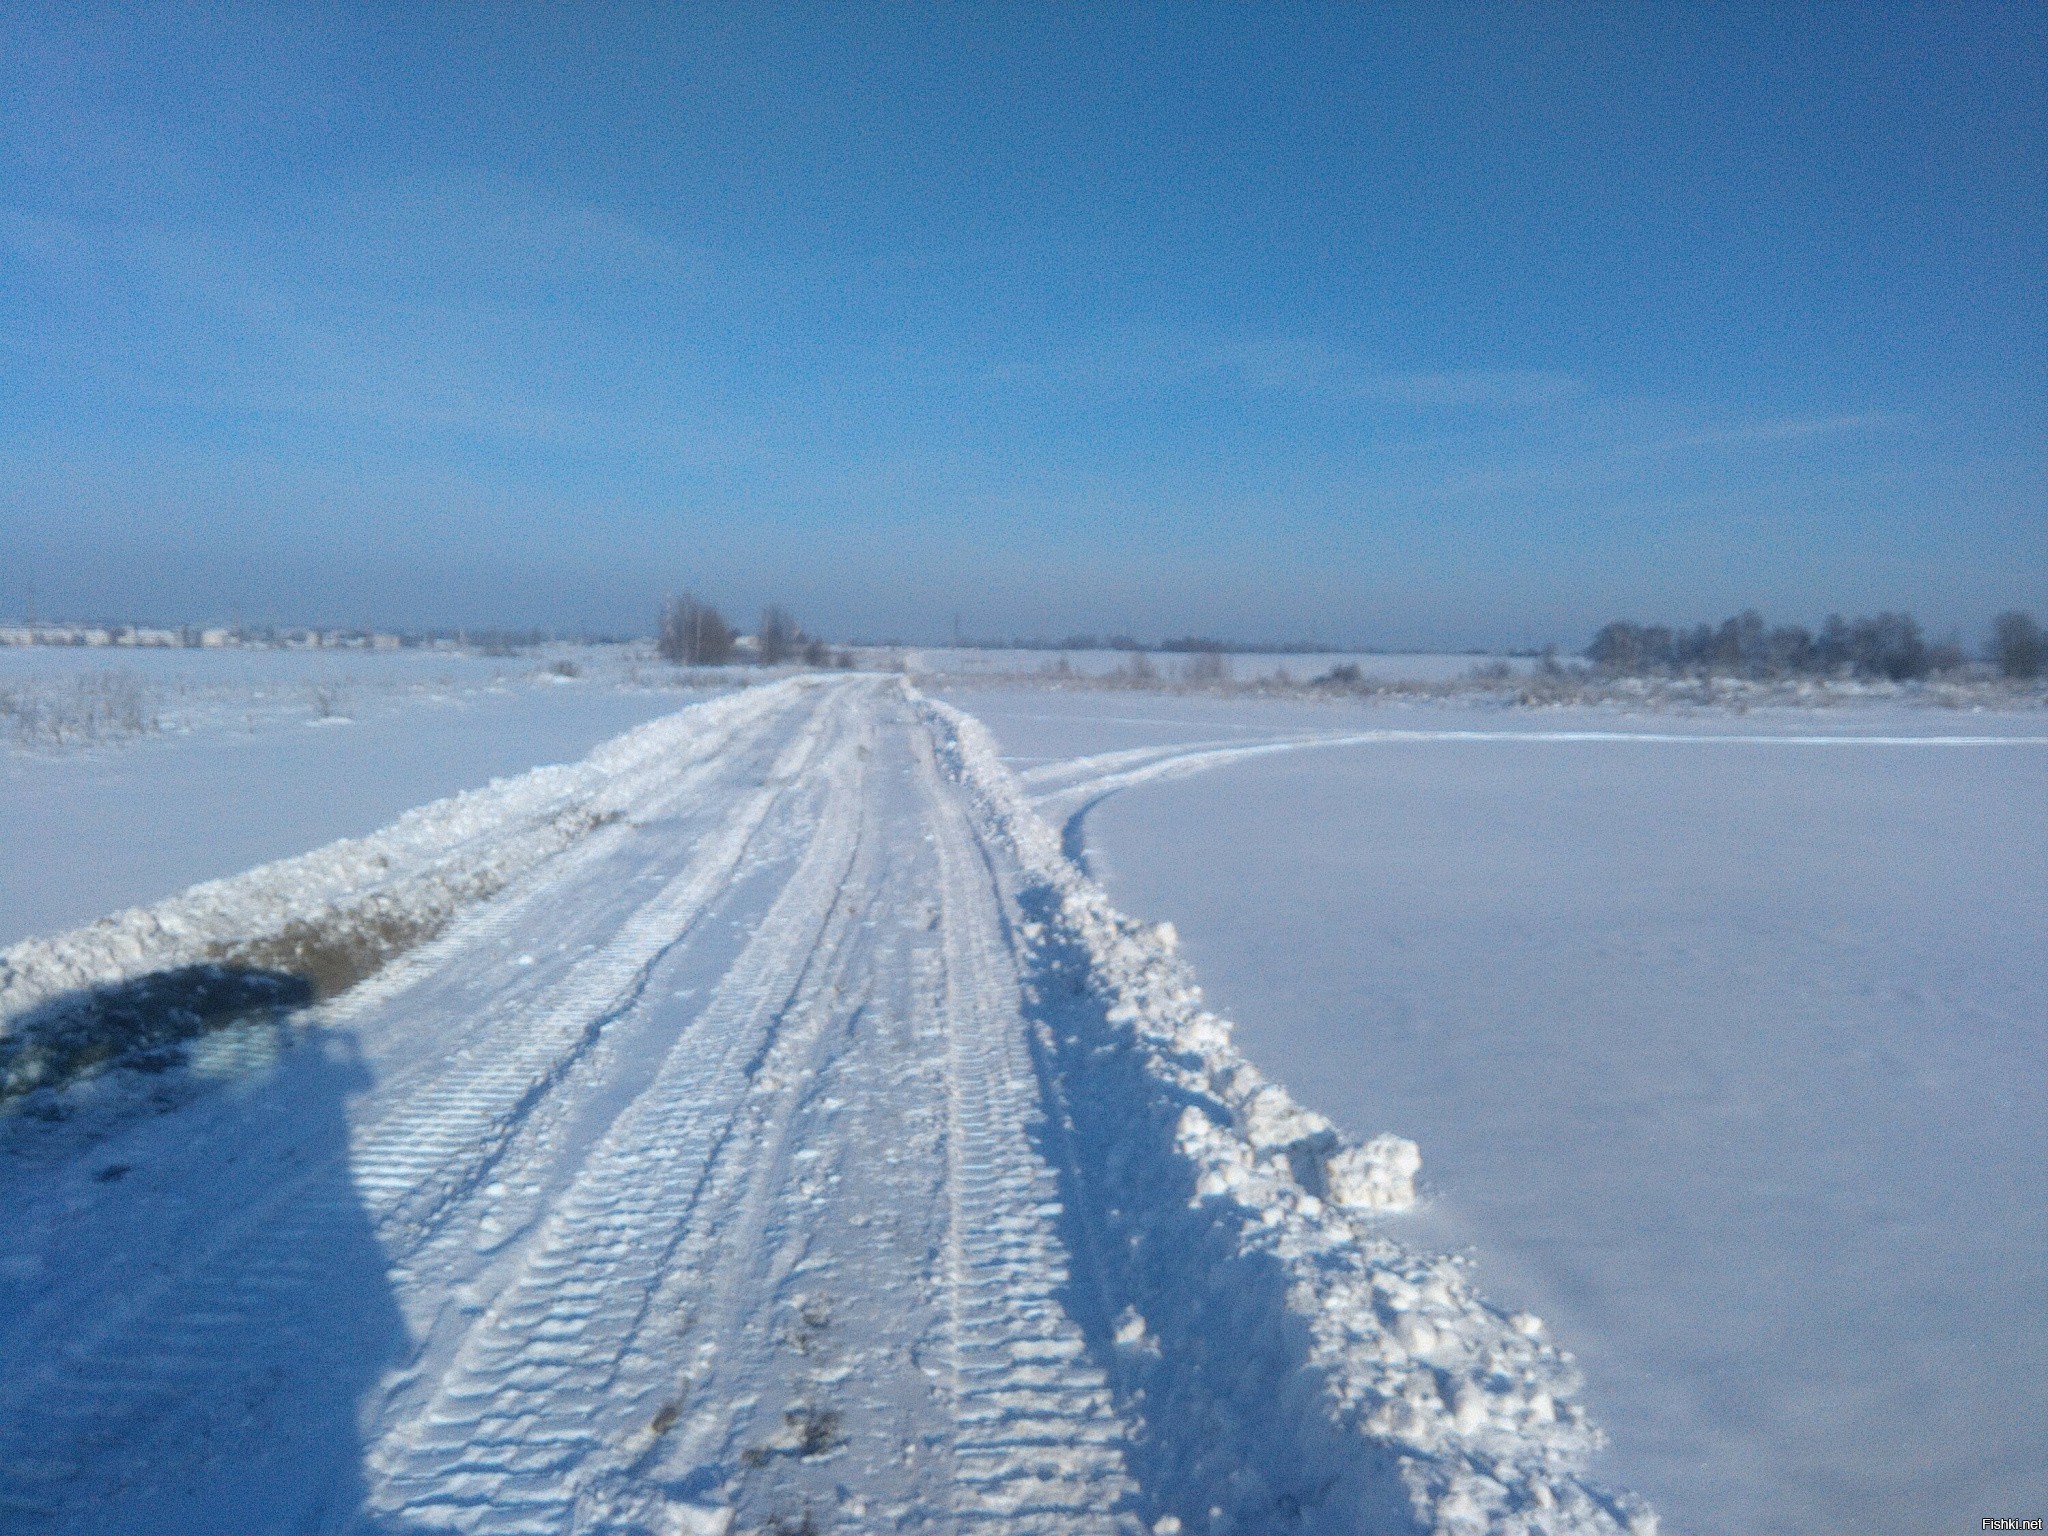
<box><xmin>1327</xmin><ymin>1133</ymin><xmax>1424</xmax><ymax>1212</ymax></box>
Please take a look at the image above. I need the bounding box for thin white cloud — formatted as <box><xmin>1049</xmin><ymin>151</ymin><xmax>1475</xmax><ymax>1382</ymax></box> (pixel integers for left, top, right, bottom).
<box><xmin>315</xmin><ymin>174</ymin><xmax>700</xmax><ymax>289</ymax></box>
<box><xmin>1633</xmin><ymin>412</ymin><xmax>1898</xmax><ymax>454</ymax></box>
<box><xmin>1218</xmin><ymin>337</ymin><xmax>1582</xmax><ymax>408</ymax></box>
<box><xmin>987</xmin><ymin>331</ymin><xmax>1584</xmax><ymax>411</ymax></box>
<box><xmin>1</xmin><ymin>191</ymin><xmax>758</xmax><ymax>469</ymax></box>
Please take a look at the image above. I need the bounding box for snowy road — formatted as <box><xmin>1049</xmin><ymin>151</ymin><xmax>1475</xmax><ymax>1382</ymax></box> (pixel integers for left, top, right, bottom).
<box><xmin>0</xmin><ymin>678</ymin><xmax>1646</xmax><ymax>1535</ymax></box>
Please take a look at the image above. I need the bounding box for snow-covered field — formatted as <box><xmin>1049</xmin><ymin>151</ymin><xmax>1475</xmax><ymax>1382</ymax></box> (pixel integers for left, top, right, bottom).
<box><xmin>941</xmin><ymin>686</ymin><xmax>2048</xmax><ymax>1536</ymax></box>
<box><xmin>3</xmin><ymin>667</ymin><xmax>2039</xmax><ymax>1533</ymax></box>
<box><xmin>0</xmin><ymin>675</ymin><xmax>1653</xmax><ymax>1535</ymax></box>
<box><xmin>0</xmin><ymin>648</ymin><xmax>729</xmax><ymax>946</ymax></box>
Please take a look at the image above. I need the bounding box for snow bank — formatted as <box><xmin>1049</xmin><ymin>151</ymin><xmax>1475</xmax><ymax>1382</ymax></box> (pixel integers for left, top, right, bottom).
<box><xmin>916</xmin><ymin>689</ymin><xmax>1657</xmax><ymax>1536</ymax></box>
<box><xmin>0</xmin><ymin>683</ymin><xmax>796</xmax><ymax>1099</ymax></box>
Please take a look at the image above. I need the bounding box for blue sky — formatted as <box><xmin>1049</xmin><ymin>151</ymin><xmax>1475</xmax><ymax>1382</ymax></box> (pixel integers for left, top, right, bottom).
<box><xmin>2</xmin><ymin>5</ymin><xmax>2041</xmax><ymax>646</ymax></box>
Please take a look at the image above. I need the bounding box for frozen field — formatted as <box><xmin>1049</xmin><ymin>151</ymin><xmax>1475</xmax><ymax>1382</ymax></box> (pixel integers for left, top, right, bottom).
<box><xmin>940</xmin><ymin>685</ymin><xmax>2048</xmax><ymax>1535</ymax></box>
<box><xmin>0</xmin><ymin>676</ymin><xmax>1655</xmax><ymax>1534</ymax></box>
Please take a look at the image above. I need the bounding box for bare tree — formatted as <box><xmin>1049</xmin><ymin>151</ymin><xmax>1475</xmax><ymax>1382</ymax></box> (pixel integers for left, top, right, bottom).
<box><xmin>757</xmin><ymin>605</ymin><xmax>801</xmax><ymax>666</ymax></box>
<box><xmin>658</xmin><ymin>594</ymin><xmax>735</xmax><ymax>665</ymax></box>
<box><xmin>1116</xmin><ymin>650</ymin><xmax>1158</xmax><ymax>684</ymax></box>
<box><xmin>1991</xmin><ymin>611</ymin><xmax>2045</xmax><ymax>680</ymax></box>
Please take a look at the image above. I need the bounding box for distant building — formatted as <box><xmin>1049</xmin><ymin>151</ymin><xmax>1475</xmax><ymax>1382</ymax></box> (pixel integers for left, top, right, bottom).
<box><xmin>0</xmin><ymin>620</ymin><xmax>426</xmax><ymax>650</ymax></box>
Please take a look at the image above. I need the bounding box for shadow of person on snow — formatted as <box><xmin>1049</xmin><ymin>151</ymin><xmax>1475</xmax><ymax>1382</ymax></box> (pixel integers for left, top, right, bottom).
<box><xmin>0</xmin><ymin>963</ymin><xmax>315</xmax><ymax>1102</ymax></box>
<box><xmin>0</xmin><ymin>969</ymin><xmax>425</xmax><ymax>1533</ymax></box>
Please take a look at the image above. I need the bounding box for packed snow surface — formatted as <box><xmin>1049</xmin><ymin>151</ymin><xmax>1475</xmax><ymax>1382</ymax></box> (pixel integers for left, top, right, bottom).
<box><xmin>944</xmin><ymin>685</ymin><xmax>2048</xmax><ymax>1536</ymax></box>
<box><xmin>0</xmin><ymin>678</ymin><xmax>1655</xmax><ymax>1533</ymax></box>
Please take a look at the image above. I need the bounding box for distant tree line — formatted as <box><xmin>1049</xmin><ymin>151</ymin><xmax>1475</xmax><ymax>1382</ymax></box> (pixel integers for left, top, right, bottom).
<box><xmin>1587</xmin><ymin>608</ymin><xmax>2043</xmax><ymax>681</ymax></box>
<box><xmin>921</xmin><ymin>632</ymin><xmax>1354</xmax><ymax>654</ymax></box>
<box><xmin>657</xmin><ymin>595</ymin><xmax>851</xmax><ymax>669</ymax></box>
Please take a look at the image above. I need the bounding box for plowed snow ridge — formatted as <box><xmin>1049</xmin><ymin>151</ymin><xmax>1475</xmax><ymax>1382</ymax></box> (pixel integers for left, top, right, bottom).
<box><xmin>0</xmin><ymin>678</ymin><xmax>1653</xmax><ymax>1534</ymax></box>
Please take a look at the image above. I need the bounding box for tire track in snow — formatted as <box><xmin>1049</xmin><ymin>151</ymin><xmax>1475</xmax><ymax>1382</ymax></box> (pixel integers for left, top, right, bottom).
<box><xmin>915</xmin><ymin>725</ymin><xmax>1140</xmax><ymax>1532</ymax></box>
<box><xmin>1029</xmin><ymin>726</ymin><xmax>2048</xmax><ymax>871</ymax></box>
<box><xmin>343</xmin><ymin>683</ymin><xmax>845</xmax><ymax>1242</ymax></box>
<box><xmin>1031</xmin><ymin>725</ymin><xmax>2048</xmax><ymax>812</ymax></box>
<box><xmin>0</xmin><ymin>686</ymin><xmax>838</xmax><ymax>1528</ymax></box>
<box><xmin>364</xmin><ymin>680</ymin><xmax>1149</xmax><ymax>1533</ymax></box>
<box><xmin>363</xmin><ymin>691</ymin><xmax>880</xmax><ymax>1532</ymax></box>
<box><xmin>316</xmin><ymin>679</ymin><xmax>825</xmax><ymax>1108</ymax></box>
